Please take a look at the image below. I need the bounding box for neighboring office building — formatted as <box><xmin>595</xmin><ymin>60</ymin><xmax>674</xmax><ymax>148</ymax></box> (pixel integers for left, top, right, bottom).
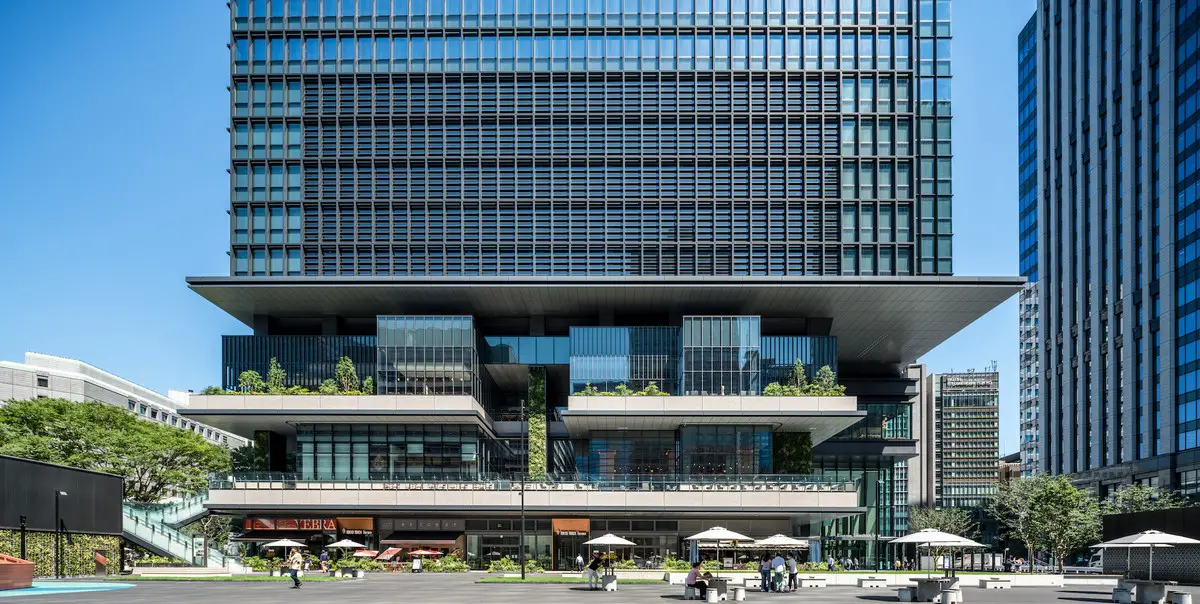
<box><xmin>1016</xmin><ymin>12</ymin><xmax>1040</xmax><ymax>477</ymax></box>
<box><xmin>183</xmin><ymin>0</ymin><xmax>1021</xmax><ymax>570</ymax></box>
<box><xmin>0</xmin><ymin>353</ymin><xmax>247</xmax><ymax>449</ymax></box>
<box><xmin>999</xmin><ymin>452</ymin><xmax>1022</xmax><ymax>483</ymax></box>
<box><xmin>1034</xmin><ymin>0</ymin><xmax>1200</xmax><ymax>495</ymax></box>
<box><xmin>928</xmin><ymin>371</ymin><xmax>1000</xmax><ymax>509</ymax></box>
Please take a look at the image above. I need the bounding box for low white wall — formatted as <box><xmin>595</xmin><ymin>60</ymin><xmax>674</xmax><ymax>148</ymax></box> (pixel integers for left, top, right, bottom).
<box><xmin>658</xmin><ymin>572</ymin><xmax>1074</xmax><ymax>588</ymax></box>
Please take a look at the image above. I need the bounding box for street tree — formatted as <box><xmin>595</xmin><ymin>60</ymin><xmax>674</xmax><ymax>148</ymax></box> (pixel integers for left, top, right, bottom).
<box><xmin>992</xmin><ymin>474</ymin><xmax>1044</xmax><ymax>572</ymax></box>
<box><xmin>1029</xmin><ymin>475</ymin><xmax>1100</xmax><ymax>571</ymax></box>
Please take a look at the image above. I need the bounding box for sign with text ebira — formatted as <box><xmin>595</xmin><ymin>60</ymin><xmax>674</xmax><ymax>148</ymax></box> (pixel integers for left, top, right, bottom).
<box><xmin>244</xmin><ymin>518</ymin><xmax>337</xmax><ymax>531</ymax></box>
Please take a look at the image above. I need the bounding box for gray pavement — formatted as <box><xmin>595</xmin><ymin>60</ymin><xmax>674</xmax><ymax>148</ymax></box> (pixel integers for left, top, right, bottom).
<box><xmin>5</xmin><ymin>574</ymin><xmax>1198</xmax><ymax>604</ymax></box>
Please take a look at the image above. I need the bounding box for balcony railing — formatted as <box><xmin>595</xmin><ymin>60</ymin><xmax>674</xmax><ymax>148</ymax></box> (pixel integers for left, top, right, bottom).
<box><xmin>210</xmin><ymin>472</ymin><xmax>854</xmax><ymax>493</ymax></box>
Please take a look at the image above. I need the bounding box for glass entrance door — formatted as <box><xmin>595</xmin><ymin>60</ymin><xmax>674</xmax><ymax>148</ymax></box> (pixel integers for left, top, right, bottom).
<box><xmin>555</xmin><ymin>534</ymin><xmax>589</xmax><ymax>570</ymax></box>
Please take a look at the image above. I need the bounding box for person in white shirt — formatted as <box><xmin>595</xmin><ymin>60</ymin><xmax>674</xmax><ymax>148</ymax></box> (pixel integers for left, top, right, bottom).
<box><xmin>771</xmin><ymin>554</ymin><xmax>785</xmax><ymax>592</ymax></box>
<box><xmin>576</xmin><ymin>553</ymin><xmax>584</xmax><ymax>571</ymax></box>
<box><xmin>786</xmin><ymin>554</ymin><xmax>798</xmax><ymax>591</ymax></box>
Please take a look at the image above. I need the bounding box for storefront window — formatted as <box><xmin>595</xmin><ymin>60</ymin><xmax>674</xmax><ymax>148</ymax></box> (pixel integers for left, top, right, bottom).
<box><xmin>297</xmin><ymin>424</ymin><xmax>502</xmax><ymax>480</ymax></box>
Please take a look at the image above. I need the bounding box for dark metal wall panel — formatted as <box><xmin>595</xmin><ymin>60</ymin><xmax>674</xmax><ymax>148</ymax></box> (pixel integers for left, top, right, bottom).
<box><xmin>0</xmin><ymin>456</ymin><xmax>123</xmax><ymax>535</ymax></box>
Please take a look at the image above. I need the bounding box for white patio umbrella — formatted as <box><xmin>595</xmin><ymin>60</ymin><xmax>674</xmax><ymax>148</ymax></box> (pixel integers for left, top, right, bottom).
<box><xmin>585</xmin><ymin>533</ymin><xmax>637</xmax><ymax>567</ymax></box>
<box><xmin>1094</xmin><ymin>530</ymin><xmax>1200</xmax><ymax>580</ymax></box>
<box><xmin>326</xmin><ymin>539</ymin><xmax>365</xmax><ymax>549</ymax></box>
<box><xmin>889</xmin><ymin>529</ymin><xmax>985</xmax><ymax>578</ymax></box>
<box><xmin>686</xmin><ymin>527</ymin><xmax>753</xmax><ymax>571</ymax></box>
<box><xmin>753</xmin><ymin>534</ymin><xmax>809</xmax><ymax>549</ymax></box>
<box><xmin>263</xmin><ymin>539</ymin><xmax>307</xmax><ymax>548</ymax></box>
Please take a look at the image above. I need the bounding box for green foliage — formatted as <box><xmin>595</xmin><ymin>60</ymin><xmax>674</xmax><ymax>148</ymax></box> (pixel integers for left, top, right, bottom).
<box><xmin>201</xmin><ymin>386</ymin><xmax>227</xmax><ymax>395</ymax></box>
<box><xmin>762</xmin><ymin>363</ymin><xmax>846</xmax><ymax>396</ymax></box>
<box><xmin>1102</xmin><ymin>483</ymin><xmax>1196</xmax><ymax>515</ymax></box>
<box><xmin>574</xmin><ymin>381</ymin><xmax>670</xmax><ymax>396</ymax></box>
<box><xmin>0</xmin><ymin>398</ymin><xmax>231</xmax><ymax>502</ymax></box>
<box><xmin>240</xmin><ymin>555</ymin><xmax>270</xmax><ymax>571</ymax></box>
<box><xmin>527</xmin><ymin>415</ymin><xmax>548</xmax><ymax>480</ymax></box>
<box><xmin>334</xmin><ymin>557</ymin><xmax>384</xmax><ymax>572</ymax></box>
<box><xmin>335</xmin><ymin>356</ymin><xmax>359</xmax><ymax>393</ymax></box>
<box><xmin>772</xmin><ymin>432</ymin><xmax>813</xmax><ymax>474</ymax></box>
<box><xmin>318</xmin><ymin>379</ymin><xmax>339</xmax><ymax>395</ymax></box>
<box><xmin>0</xmin><ymin>529</ymin><xmax>121</xmax><ymax>577</ymax></box>
<box><xmin>135</xmin><ymin>555</ymin><xmax>185</xmax><ymax>566</ymax></box>
<box><xmin>663</xmin><ymin>556</ymin><xmax>692</xmax><ymax>571</ymax></box>
<box><xmin>487</xmin><ymin>556</ymin><xmax>519</xmax><ymax>572</ymax></box>
<box><xmin>527</xmin><ymin>367</ymin><xmax>547</xmax><ymax>414</ymax></box>
<box><xmin>908</xmin><ymin>506</ymin><xmax>978</xmax><ymax>538</ymax></box>
<box><xmin>700</xmin><ymin>559</ymin><xmax>722</xmax><ymax>571</ymax></box>
<box><xmin>284</xmin><ymin>385</ymin><xmax>312</xmax><ymax>395</ymax></box>
<box><xmin>266</xmin><ymin>358</ymin><xmax>286</xmax><ymax>394</ymax></box>
<box><xmin>991</xmin><ymin>475</ymin><xmax>1042</xmax><ymax>572</ymax></box>
<box><xmin>181</xmin><ymin>515</ymin><xmax>233</xmax><ymax>552</ymax></box>
<box><xmin>1027</xmin><ymin>474</ymin><xmax>1101</xmax><ymax>571</ymax></box>
<box><xmin>523</xmin><ymin>558</ymin><xmax>544</xmax><ymax>573</ymax></box>
<box><xmin>362</xmin><ymin>376</ymin><xmax>375</xmax><ymax>395</ymax></box>
<box><xmin>424</xmin><ymin>554</ymin><xmax>469</xmax><ymax>573</ymax></box>
<box><xmin>237</xmin><ymin>370</ymin><xmax>265</xmax><ymax>393</ymax></box>
<box><xmin>613</xmin><ymin>558</ymin><xmax>638</xmax><ymax>569</ymax></box>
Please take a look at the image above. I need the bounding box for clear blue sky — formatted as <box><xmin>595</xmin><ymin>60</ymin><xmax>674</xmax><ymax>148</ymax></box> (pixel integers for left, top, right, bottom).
<box><xmin>0</xmin><ymin>1</ymin><xmax>1037</xmax><ymax>453</ymax></box>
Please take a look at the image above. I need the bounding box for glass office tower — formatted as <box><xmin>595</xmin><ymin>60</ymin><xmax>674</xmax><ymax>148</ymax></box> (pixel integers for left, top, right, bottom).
<box><xmin>1016</xmin><ymin>12</ymin><xmax>1039</xmax><ymax>477</ymax></box>
<box><xmin>228</xmin><ymin>0</ymin><xmax>954</xmax><ymax>278</ymax></box>
<box><xmin>1035</xmin><ymin>0</ymin><xmax>1200</xmax><ymax>493</ymax></box>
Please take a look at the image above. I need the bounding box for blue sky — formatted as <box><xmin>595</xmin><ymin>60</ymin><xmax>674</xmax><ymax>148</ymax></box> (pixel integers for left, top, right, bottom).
<box><xmin>0</xmin><ymin>1</ymin><xmax>1037</xmax><ymax>453</ymax></box>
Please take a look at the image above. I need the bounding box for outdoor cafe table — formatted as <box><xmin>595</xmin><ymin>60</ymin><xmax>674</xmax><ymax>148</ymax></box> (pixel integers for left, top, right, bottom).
<box><xmin>1126</xmin><ymin>579</ymin><xmax>1178</xmax><ymax>604</ymax></box>
<box><xmin>909</xmin><ymin>577</ymin><xmax>961</xmax><ymax>602</ymax></box>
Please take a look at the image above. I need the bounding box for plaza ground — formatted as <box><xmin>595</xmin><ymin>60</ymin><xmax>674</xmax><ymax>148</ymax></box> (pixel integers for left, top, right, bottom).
<box><xmin>3</xmin><ymin>574</ymin><xmax>1198</xmax><ymax>603</ymax></box>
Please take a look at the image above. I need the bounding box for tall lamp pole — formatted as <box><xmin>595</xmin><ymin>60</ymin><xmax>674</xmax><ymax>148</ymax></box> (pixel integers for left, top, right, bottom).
<box><xmin>520</xmin><ymin>398</ymin><xmax>527</xmax><ymax>580</ymax></box>
<box><xmin>54</xmin><ymin>491</ymin><xmax>68</xmax><ymax>579</ymax></box>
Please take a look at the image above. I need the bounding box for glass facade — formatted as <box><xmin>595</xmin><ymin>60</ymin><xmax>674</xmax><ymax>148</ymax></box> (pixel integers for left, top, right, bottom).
<box><xmin>681</xmin><ymin>316</ymin><xmax>761</xmax><ymax>395</ymax></box>
<box><xmin>376</xmin><ymin>316</ymin><xmax>480</xmax><ymax>396</ymax></box>
<box><xmin>569</xmin><ymin>326</ymin><xmax>679</xmax><ymax>394</ymax></box>
<box><xmin>221</xmin><ymin>334</ymin><xmax>377</xmax><ymax>390</ymax></box>
<box><xmin>575</xmin><ymin>426</ymin><xmax>773</xmax><ymax>477</ymax></box>
<box><xmin>1179</xmin><ymin>0</ymin><xmax>1200</xmax><ymax>452</ymax></box>
<box><xmin>228</xmin><ymin>0</ymin><xmax>952</xmax><ymax>278</ymax></box>
<box><xmin>482</xmin><ymin>336</ymin><xmax>570</xmax><ymax>365</ymax></box>
<box><xmin>1017</xmin><ymin>13</ymin><xmax>1038</xmax><ymax>282</ymax></box>
<box><xmin>296</xmin><ymin>423</ymin><xmax>504</xmax><ymax>479</ymax></box>
<box><xmin>760</xmin><ymin>335</ymin><xmax>839</xmax><ymax>383</ymax></box>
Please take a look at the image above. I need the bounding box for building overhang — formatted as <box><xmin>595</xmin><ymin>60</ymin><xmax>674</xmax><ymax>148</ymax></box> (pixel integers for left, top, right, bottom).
<box><xmin>178</xmin><ymin>395</ymin><xmax>494</xmax><ymax>439</ymax></box>
<box><xmin>186</xmin><ymin>275</ymin><xmax>1023</xmax><ymax>365</ymax></box>
<box><xmin>812</xmin><ymin>439</ymin><xmax>921</xmax><ymax>462</ymax></box>
<box><xmin>561</xmin><ymin>395</ymin><xmax>865</xmax><ymax>445</ymax></box>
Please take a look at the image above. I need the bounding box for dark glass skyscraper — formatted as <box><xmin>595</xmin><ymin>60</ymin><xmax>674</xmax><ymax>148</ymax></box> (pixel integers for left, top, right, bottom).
<box><xmin>190</xmin><ymin>0</ymin><xmax>1020</xmax><ymax>568</ymax></box>
<box><xmin>227</xmin><ymin>0</ymin><xmax>954</xmax><ymax>278</ymax></box>
<box><xmin>1016</xmin><ymin>12</ymin><xmax>1040</xmax><ymax>476</ymax></box>
<box><xmin>1034</xmin><ymin>0</ymin><xmax>1200</xmax><ymax>493</ymax></box>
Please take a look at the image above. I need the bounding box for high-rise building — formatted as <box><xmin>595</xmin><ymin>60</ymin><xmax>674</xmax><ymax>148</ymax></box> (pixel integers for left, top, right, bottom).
<box><xmin>1034</xmin><ymin>0</ymin><xmax>1200</xmax><ymax>494</ymax></box>
<box><xmin>1017</xmin><ymin>12</ymin><xmax>1040</xmax><ymax>477</ymax></box>
<box><xmin>928</xmin><ymin>371</ymin><xmax>1000</xmax><ymax>509</ymax></box>
<box><xmin>185</xmin><ymin>0</ymin><xmax>1020</xmax><ymax>568</ymax></box>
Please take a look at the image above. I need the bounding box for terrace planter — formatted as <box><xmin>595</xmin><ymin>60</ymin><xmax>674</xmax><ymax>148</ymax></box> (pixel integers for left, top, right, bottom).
<box><xmin>0</xmin><ymin>554</ymin><xmax>35</xmax><ymax>591</ymax></box>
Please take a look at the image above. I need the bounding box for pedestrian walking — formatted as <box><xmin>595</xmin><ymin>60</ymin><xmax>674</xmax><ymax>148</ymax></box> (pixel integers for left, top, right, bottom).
<box><xmin>576</xmin><ymin>553</ymin><xmax>584</xmax><ymax>572</ymax></box>
<box><xmin>287</xmin><ymin>547</ymin><xmax>304</xmax><ymax>588</ymax></box>
<box><xmin>786</xmin><ymin>553</ymin><xmax>798</xmax><ymax>591</ymax></box>
<box><xmin>587</xmin><ymin>552</ymin><xmax>603</xmax><ymax>590</ymax></box>
<box><xmin>759</xmin><ymin>554</ymin><xmax>772</xmax><ymax>592</ymax></box>
<box><xmin>318</xmin><ymin>549</ymin><xmax>329</xmax><ymax>572</ymax></box>
<box><xmin>771</xmin><ymin>553</ymin><xmax>785</xmax><ymax>593</ymax></box>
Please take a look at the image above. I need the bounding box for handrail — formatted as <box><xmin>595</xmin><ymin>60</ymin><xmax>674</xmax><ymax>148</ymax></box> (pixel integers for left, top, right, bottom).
<box><xmin>208</xmin><ymin>472</ymin><xmax>855</xmax><ymax>492</ymax></box>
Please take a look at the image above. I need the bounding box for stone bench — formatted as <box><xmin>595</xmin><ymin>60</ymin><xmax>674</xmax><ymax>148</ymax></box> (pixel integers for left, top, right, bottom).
<box><xmin>981</xmin><ymin>577</ymin><xmax>1012</xmax><ymax>589</ymax></box>
<box><xmin>1112</xmin><ymin>588</ymin><xmax>1132</xmax><ymax>604</ymax></box>
<box><xmin>937</xmin><ymin>589</ymin><xmax>962</xmax><ymax>604</ymax></box>
<box><xmin>1169</xmin><ymin>591</ymin><xmax>1193</xmax><ymax>604</ymax></box>
<box><xmin>897</xmin><ymin>587</ymin><xmax>916</xmax><ymax>602</ymax></box>
<box><xmin>858</xmin><ymin>576</ymin><xmax>888</xmax><ymax>588</ymax></box>
<box><xmin>798</xmin><ymin>576</ymin><xmax>827</xmax><ymax>588</ymax></box>
<box><xmin>684</xmin><ymin>585</ymin><xmax>699</xmax><ymax>600</ymax></box>
<box><xmin>743</xmin><ymin>576</ymin><xmax>761</xmax><ymax>590</ymax></box>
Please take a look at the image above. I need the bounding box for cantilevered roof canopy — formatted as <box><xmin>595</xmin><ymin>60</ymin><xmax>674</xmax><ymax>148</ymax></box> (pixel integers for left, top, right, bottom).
<box><xmin>186</xmin><ymin>275</ymin><xmax>1022</xmax><ymax>365</ymax></box>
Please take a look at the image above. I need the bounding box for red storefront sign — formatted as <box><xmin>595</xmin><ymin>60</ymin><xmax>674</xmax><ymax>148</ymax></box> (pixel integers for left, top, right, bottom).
<box><xmin>244</xmin><ymin>517</ymin><xmax>336</xmax><ymax>531</ymax></box>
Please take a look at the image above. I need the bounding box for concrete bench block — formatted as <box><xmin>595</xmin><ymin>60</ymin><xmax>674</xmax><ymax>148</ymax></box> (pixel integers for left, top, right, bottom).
<box><xmin>858</xmin><ymin>577</ymin><xmax>888</xmax><ymax>588</ymax></box>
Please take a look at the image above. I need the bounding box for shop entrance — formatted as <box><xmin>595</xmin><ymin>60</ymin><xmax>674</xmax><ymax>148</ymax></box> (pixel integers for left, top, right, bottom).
<box><xmin>551</xmin><ymin>518</ymin><xmax>590</xmax><ymax>571</ymax></box>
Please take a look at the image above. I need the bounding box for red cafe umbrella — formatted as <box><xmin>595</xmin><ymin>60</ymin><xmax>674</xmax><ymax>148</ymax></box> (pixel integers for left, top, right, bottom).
<box><xmin>353</xmin><ymin>549</ymin><xmax>380</xmax><ymax>558</ymax></box>
<box><xmin>408</xmin><ymin>549</ymin><xmax>442</xmax><ymax>556</ymax></box>
<box><xmin>376</xmin><ymin>547</ymin><xmax>404</xmax><ymax>561</ymax></box>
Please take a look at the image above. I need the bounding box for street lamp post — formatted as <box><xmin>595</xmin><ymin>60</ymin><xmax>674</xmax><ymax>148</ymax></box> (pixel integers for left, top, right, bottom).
<box><xmin>519</xmin><ymin>399</ymin><xmax>526</xmax><ymax>581</ymax></box>
<box><xmin>54</xmin><ymin>491</ymin><xmax>67</xmax><ymax>579</ymax></box>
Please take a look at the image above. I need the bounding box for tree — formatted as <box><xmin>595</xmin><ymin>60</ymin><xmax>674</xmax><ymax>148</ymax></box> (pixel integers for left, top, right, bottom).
<box><xmin>0</xmin><ymin>398</ymin><xmax>230</xmax><ymax>502</ymax></box>
<box><xmin>335</xmin><ymin>356</ymin><xmax>359</xmax><ymax>393</ymax></box>
<box><xmin>788</xmin><ymin>360</ymin><xmax>808</xmax><ymax>392</ymax></box>
<box><xmin>200</xmin><ymin>385</ymin><xmax>226</xmax><ymax>395</ymax></box>
<box><xmin>361</xmin><ymin>376</ymin><xmax>375</xmax><ymax>395</ymax></box>
<box><xmin>810</xmin><ymin>365</ymin><xmax>846</xmax><ymax>395</ymax></box>
<box><xmin>182</xmin><ymin>515</ymin><xmax>234</xmax><ymax>552</ymax></box>
<box><xmin>992</xmin><ymin>474</ymin><xmax>1043</xmax><ymax>572</ymax></box>
<box><xmin>266</xmin><ymin>358</ymin><xmax>286</xmax><ymax>394</ymax></box>
<box><xmin>230</xmin><ymin>444</ymin><xmax>268</xmax><ymax>472</ymax></box>
<box><xmin>237</xmin><ymin>370</ymin><xmax>265</xmax><ymax>393</ymax></box>
<box><xmin>1102</xmin><ymin>483</ymin><xmax>1196</xmax><ymax>515</ymax></box>
<box><xmin>773</xmin><ymin>432</ymin><xmax>813</xmax><ymax>474</ymax></box>
<box><xmin>1029</xmin><ymin>475</ymin><xmax>1100</xmax><ymax>572</ymax></box>
<box><xmin>908</xmin><ymin>506</ymin><xmax>978</xmax><ymax>538</ymax></box>
<box><xmin>318</xmin><ymin>379</ymin><xmax>339</xmax><ymax>395</ymax></box>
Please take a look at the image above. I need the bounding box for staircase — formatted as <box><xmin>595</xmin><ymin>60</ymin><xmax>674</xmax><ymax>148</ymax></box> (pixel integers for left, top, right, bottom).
<box><xmin>122</xmin><ymin>494</ymin><xmax>239</xmax><ymax>571</ymax></box>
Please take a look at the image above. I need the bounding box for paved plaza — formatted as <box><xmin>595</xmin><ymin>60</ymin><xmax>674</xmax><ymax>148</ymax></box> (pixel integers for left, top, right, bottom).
<box><xmin>4</xmin><ymin>574</ymin><xmax>1199</xmax><ymax>604</ymax></box>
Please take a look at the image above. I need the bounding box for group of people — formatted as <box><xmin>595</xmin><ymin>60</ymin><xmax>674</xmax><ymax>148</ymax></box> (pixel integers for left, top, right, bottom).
<box><xmin>757</xmin><ymin>553</ymin><xmax>800</xmax><ymax>592</ymax></box>
<box><xmin>825</xmin><ymin>555</ymin><xmax>863</xmax><ymax>571</ymax></box>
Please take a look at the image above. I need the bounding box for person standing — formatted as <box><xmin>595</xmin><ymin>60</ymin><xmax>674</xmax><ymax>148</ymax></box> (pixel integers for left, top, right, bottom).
<box><xmin>287</xmin><ymin>548</ymin><xmax>304</xmax><ymax>588</ymax></box>
<box><xmin>576</xmin><ymin>553</ymin><xmax>584</xmax><ymax>572</ymax></box>
<box><xmin>786</xmin><ymin>553</ymin><xmax>798</xmax><ymax>591</ymax></box>
<box><xmin>587</xmin><ymin>552</ymin><xmax>603</xmax><ymax>590</ymax></box>
<box><xmin>759</xmin><ymin>554</ymin><xmax>771</xmax><ymax>592</ymax></box>
<box><xmin>318</xmin><ymin>549</ymin><xmax>329</xmax><ymax>572</ymax></box>
<box><xmin>771</xmin><ymin>552</ymin><xmax>785</xmax><ymax>592</ymax></box>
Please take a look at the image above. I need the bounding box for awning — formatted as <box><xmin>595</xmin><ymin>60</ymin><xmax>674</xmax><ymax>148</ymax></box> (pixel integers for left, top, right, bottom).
<box><xmin>233</xmin><ymin>531</ymin><xmax>334</xmax><ymax>543</ymax></box>
<box><xmin>380</xmin><ymin>531</ymin><xmax>460</xmax><ymax>547</ymax></box>
<box><xmin>376</xmin><ymin>547</ymin><xmax>405</xmax><ymax>561</ymax></box>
